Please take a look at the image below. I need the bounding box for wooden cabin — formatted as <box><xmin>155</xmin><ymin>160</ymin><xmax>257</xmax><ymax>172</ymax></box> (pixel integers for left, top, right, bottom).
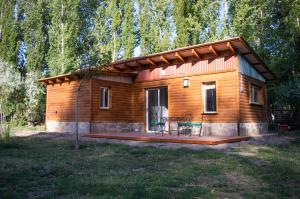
<box><xmin>39</xmin><ymin>37</ymin><xmax>275</xmax><ymax>136</ymax></box>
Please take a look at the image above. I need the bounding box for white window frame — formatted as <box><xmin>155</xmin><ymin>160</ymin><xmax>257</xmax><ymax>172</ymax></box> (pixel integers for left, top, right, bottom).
<box><xmin>250</xmin><ymin>84</ymin><xmax>261</xmax><ymax>105</ymax></box>
<box><xmin>100</xmin><ymin>87</ymin><xmax>110</xmax><ymax>109</ymax></box>
<box><xmin>203</xmin><ymin>83</ymin><xmax>217</xmax><ymax>113</ymax></box>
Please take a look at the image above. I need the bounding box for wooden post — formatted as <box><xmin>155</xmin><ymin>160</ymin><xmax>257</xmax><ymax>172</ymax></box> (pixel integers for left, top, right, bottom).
<box><xmin>75</xmin><ymin>79</ymin><xmax>84</xmax><ymax>150</ymax></box>
<box><xmin>236</xmin><ymin>53</ymin><xmax>241</xmax><ymax>136</ymax></box>
<box><xmin>0</xmin><ymin>105</ymin><xmax>3</xmax><ymax>134</ymax></box>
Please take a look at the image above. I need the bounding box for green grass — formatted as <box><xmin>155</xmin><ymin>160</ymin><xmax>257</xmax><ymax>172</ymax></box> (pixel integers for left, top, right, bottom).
<box><xmin>0</xmin><ymin>136</ymin><xmax>300</xmax><ymax>198</ymax></box>
<box><xmin>11</xmin><ymin>125</ymin><xmax>46</xmax><ymax>132</ymax></box>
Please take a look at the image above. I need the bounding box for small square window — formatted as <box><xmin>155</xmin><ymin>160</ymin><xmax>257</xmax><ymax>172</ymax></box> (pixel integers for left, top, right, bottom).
<box><xmin>100</xmin><ymin>87</ymin><xmax>110</xmax><ymax>109</ymax></box>
<box><xmin>183</xmin><ymin>79</ymin><xmax>189</xmax><ymax>88</ymax></box>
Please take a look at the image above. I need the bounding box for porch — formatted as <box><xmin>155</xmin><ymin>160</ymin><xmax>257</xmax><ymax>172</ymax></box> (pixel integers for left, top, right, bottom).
<box><xmin>83</xmin><ymin>133</ymin><xmax>250</xmax><ymax>145</ymax></box>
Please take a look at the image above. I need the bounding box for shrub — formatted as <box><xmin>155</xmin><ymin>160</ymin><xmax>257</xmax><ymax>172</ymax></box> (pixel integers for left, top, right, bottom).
<box><xmin>1</xmin><ymin>122</ymin><xmax>12</xmax><ymax>141</ymax></box>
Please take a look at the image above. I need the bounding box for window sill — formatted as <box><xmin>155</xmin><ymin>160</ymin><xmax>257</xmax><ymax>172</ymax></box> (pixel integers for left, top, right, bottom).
<box><xmin>100</xmin><ymin>107</ymin><xmax>110</xmax><ymax>110</ymax></box>
<box><xmin>249</xmin><ymin>102</ymin><xmax>263</xmax><ymax>106</ymax></box>
<box><xmin>202</xmin><ymin>112</ymin><xmax>218</xmax><ymax>115</ymax></box>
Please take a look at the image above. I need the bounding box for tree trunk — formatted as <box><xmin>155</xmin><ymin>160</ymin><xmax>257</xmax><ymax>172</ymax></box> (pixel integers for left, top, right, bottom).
<box><xmin>61</xmin><ymin>2</ymin><xmax>65</xmax><ymax>73</ymax></box>
<box><xmin>75</xmin><ymin>79</ymin><xmax>83</xmax><ymax>150</ymax></box>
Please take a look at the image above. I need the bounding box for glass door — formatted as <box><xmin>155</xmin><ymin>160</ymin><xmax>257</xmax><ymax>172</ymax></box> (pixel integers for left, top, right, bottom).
<box><xmin>146</xmin><ymin>87</ymin><xmax>168</xmax><ymax>132</ymax></box>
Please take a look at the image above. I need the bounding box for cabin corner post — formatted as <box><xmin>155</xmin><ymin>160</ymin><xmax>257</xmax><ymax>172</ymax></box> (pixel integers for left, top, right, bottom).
<box><xmin>89</xmin><ymin>78</ymin><xmax>92</xmax><ymax>134</ymax></box>
<box><xmin>236</xmin><ymin>53</ymin><xmax>241</xmax><ymax>136</ymax></box>
<box><xmin>45</xmin><ymin>85</ymin><xmax>49</xmax><ymax>132</ymax></box>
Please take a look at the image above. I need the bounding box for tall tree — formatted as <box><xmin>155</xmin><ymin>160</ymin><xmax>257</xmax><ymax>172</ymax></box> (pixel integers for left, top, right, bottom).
<box><xmin>78</xmin><ymin>0</ymin><xmax>100</xmax><ymax>66</ymax></box>
<box><xmin>0</xmin><ymin>0</ymin><xmax>23</xmax><ymax>67</ymax></box>
<box><xmin>189</xmin><ymin>0</ymin><xmax>220</xmax><ymax>43</ymax></box>
<box><xmin>173</xmin><ymin>0</ymin><xmax>189</xmax><ymax>47</ymax></box>
<box><xmin>138</xmin><ymin>0</ymin><xmax>174</xmax><ymax>55</ymax></box>
<box><xmin>121</xmin><ymin>0</ymin><xmax>136</xmax><ymax>59</ymax></box>
<box><xmin>108</xmin><ymin>0</ymin><xmax>122</xmax><ymax>61</ymax></box>
<box><xmin>138</xmin><ymin>0</ymin><xmax>152</xmax><ymax>54</ymax></box>
<box><xmin>47</xmin><ymin>0</ymin><xmax>81</xmax><ymax>76</ymax></box>
<box><xmin>23</xmin><ymin>0</ymin><xmax>50</xmax><ymax>74</ymax></box>
<box><xmin>90</xmin><ymin>0</ymin><xmax>112</xmax><ymax>65</ymax></box>
<box><xmin>230</xmin><ymin>0</ymin><xmax>274</xmax><ymax>56</ymax></box>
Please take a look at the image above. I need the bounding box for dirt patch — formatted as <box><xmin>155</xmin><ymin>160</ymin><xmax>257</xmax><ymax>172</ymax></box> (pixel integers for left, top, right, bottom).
<box><xmin>248</xmin><ymin>134</ymin><xmax>298</xmax><ymax>145</ymax></box>
<box><xmin>225</xmin><ymin>171</ymin><xmax>263</xmax><ymax>191</ymax></box>
<box><xmin>192</xmin><ymin>172</ymin><xmax>270</xmax><ymax>198</ymax></box>
<box><xmin>220</xmin><ymin>171</ymin><xmax>272</xmax><ymax>198</ymax></box>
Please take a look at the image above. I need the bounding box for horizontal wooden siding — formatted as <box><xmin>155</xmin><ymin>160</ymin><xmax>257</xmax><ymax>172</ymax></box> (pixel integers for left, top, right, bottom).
<box><xmin>132</xmin><ymin>71</ymin><xmax>238</xmax><ymax>125</ymax></box>
<box><xmin>239</xmin><ymin>74</ymin><xmax>267</xmax><ymax>122</ymax></box>
<box><xmin>46</xmin><ymin>80</ymin><xmax>91</xmax><ymax>122</ymax></box>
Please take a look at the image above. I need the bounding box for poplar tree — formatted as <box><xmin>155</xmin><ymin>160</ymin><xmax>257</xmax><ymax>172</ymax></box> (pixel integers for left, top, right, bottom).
<box><xmin>189</xmin><ymin>0</ymin><xmax>220</xmax><ymax>43</ymax></box>
<box><xmin>47</xmin><ymin>0</ymin><xmax>81</xmax><ymax>76</ymax></box>
<box><xmin>0</xmin><ymin>0</ymin><xmax>22</xmax><ymax>66</ymax></box>
<box><xmin>90</xmin><ymin>1</ymin><xmax>112</xmax><ymax>65</ymax></box>
<box><xmin>121</xmin><ymin>0</ymin><xmax>136</xmax><ymax>59</ymax></box>
<box><xmin>153</xmin><ymin>0</ymin><xmax>174</xmax><ymax>52</ymax></box>
<box><xmin>138</xmin><ymin>0</ymin><xmax>173</xmax><ymax>55</ymax></box>
<box><xmin>108</xmin><ymin>0</ymin><xmax>122</xmax><ymax>61</ymax></box>
<box><xmin>173</xmin><ymin>0</ymin><xmax>220</xmax><ymax>46</ymax></box>
<box><xmin>138</xmin><ymin>0</ymin><xmax>152</xmax><ymax>55</ymax></box>
<box><xmin>23</xmin><ymin>0</ymin><xmax>50</xmax><ymax>73</ymax></box>
<box><xmin>78</xmin><ymin>0</ymin><xmax>100</xmax><ymax>65</ymax></box>
<box><xmin>173</xmin><ymin>0</ymin><xmax>189</xmax><ymax>47</ymax></box>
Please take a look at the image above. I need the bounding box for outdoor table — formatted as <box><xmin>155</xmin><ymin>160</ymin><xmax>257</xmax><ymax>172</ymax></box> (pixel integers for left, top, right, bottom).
<box><xmin>167</xmin><ymin>117</ymin><xmax>185</xmax><ymax>135</ymax></box>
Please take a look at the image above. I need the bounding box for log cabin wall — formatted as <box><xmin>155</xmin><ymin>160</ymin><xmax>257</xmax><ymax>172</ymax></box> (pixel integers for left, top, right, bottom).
<box><xmin>90</xmin><ymin>78</ymin><xmax>133</xmax><ymax>123</ymax></box>
<box><xmin>237</xmin><ymin>54</ymin><xmax>269</xmax><ymax>135</ymax></box>
<box><xmin>239</xmin><ymin>74</ymin><xmax>267</xmax><ymax>123</ymax></box>
<box><xmin>46</xmin><ymin>79</ymin><xmax>91</xmax><ymax>122</ymax></box>
<box><xmin>44</xmin><ymin>54</ymin><xmax>269</xmax><ymax>135</ymax></box>
<box><xmin>132</xmin><ymin>70</ymin><xmax>238</xmax><ymax>126</ymax></box>
<box><xmin>89</xmin><ymin>78</ymin><xmax>144</xmax><ymax>133</ymax></box>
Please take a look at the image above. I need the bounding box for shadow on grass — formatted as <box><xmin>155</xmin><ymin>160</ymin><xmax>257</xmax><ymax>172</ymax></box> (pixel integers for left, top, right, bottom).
<box><xmin>0</xmin><ymin>134</ymin><xmax>300</xmax><ymax>198</ymax></box>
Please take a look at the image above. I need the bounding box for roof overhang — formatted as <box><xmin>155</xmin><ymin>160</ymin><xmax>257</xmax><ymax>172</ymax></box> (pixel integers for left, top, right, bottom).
<box><xmin>38</xmin><ymin>70</ymin><xmax>136</xmax><ymax>85</ymax></box>
<box><xmin>105</xmin><ymin>36</ymin><xmax>275</xmax><ymax>81</ymax></box>
<box><xmin>39</xmin><ymin>36</ymin><xmax>276</xmax><ymax>84</ymax></box>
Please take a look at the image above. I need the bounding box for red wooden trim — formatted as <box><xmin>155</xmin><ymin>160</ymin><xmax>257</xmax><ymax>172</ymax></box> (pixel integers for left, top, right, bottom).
<box><xmin>227</xmin><ymin>42</ymin><xmax>235</xmax><ymax>54</ymax></box>
<box><xmin>191</xmin><ymin>49</ymin><xmax>201</xmax><ymax>58</ymax></box>
<box><xmin>160</xmin><ymin>55</ymin><xmax>170</xmax><ymax>64</ymax></box>
<box><xmin>147</xmin><ymin>58</ymin><xmax>157</xmax><ymax>66</ymax></box>
<box><xmin>175</xmin><ymin>52</ymin><xmax>185</xmax><ymax>62</ymax></box>
<box><xmin>209</xmin><ymin>45</ymin><xmax>218</xmax><ymax>56</ymax></box>
<box><xmin>134</xmin><ymin>69</ymin><xmax>236</xmax><ymax>83</ymax></box>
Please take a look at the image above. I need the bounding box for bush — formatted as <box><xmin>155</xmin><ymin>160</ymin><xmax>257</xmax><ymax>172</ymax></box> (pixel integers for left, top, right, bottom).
<box><xmin>1</xmin><ymin>122</ymin><xmax>12</xmax><ymax>141</ymax></box>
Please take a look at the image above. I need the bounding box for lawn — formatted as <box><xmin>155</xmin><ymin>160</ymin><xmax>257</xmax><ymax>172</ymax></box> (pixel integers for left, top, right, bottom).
<box><xmin>11</xmin><ymin>125</ymin><xmax>46</xmax><ymax>132</ymax></box>
<box><xmin>0</xmin><ymin>135</ymin><xmax>300</xmax><ymax>199</ymax></box>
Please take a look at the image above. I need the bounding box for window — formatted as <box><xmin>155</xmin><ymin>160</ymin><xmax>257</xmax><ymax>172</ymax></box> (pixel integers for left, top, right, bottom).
<box><xmin>183</xmin><ymin>78</ymin><xmax>189</xmax><ymax>88</ymax></box>
<box><xmin>250</xmin><ymin>84</ymin><xmax>262</xmax><ymax>104</ymax></box>
<box><xmin>100</xmin><ymin>87</ymin><xmax>110</xmax><ymax>109</ymax></box>
<box><xmin>203</xmin><ymin>82</ymin><xmax>216</xmax><ymax>113</ymax></box>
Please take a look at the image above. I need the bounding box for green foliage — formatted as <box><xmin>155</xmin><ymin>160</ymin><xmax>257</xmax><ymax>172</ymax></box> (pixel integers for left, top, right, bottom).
<box><xmin>1</xmin><ymin>136</ymin><xmax>300</xmax><ymax>197</ymax></box>
<box><xmin>1</xmin><ymin>122</ymin><xmax>12</xmax><ymax>141</ymax></box>
<box><xmin>121</xmin><ymin>0</ymin><xmax>136</xmax><ymax>59</ymax></box>
<box><xmin>173</xmin><ymin>0</ymin><xmax>189</xmax><ymax>47</ymax></box>
<box><xmin>47</xmin><ymin>0</ymin><xmax>81</xmax><ymax>75</ymax></box>
<box><xmin>0</xmin><ymin>0</ymin><xmax>22</xmax><ymax>65</ymax></box>
<box><xmin>138</xmin><ymin>0</ymin><xmax>174</xmax><ymax>54</ymax></box>
<box><xmin>0</xmin><ymin>60</ymin><xmax>23</xmax><ymax>116</ymax></box>
<box><xmin>89</xmin><ymin>0</ymin><xmax>113</xmax><ymax>65</ymax></box>
<box><xmin>23</xmin><ymin>0</ymin><xmax>50</xmax><ymax>72</ymax></box>
<box><xmin>229</xmin><ymin>0</ymin><xmax>300</xmax><ymax>110</ymax></box>
<box><xmin>0</xmin><ymin>0</ymin><xmax>299</xmax><ymax>125</ymax></box>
